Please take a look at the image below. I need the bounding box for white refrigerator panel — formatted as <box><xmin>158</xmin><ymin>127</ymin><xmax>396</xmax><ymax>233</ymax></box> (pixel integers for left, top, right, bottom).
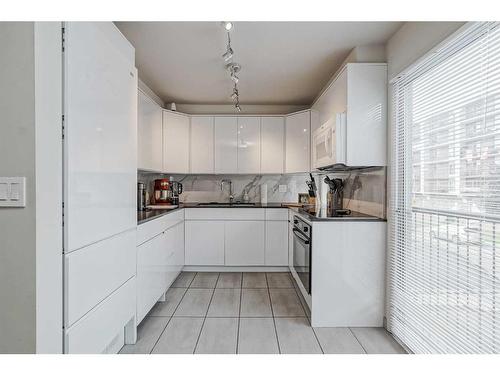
<box><xmin>64</xmin><ymin>22</ymin><xmax>137</xmax><ymax>252</ymax></box>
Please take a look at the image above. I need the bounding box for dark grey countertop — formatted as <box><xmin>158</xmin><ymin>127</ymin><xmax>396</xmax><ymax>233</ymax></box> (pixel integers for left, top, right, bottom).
<box><xmin>292</xmin><ymin>206</ymin><xmax>386</xmax><ymax>222</ymax></box>
<box><xmin>137</xmin><ymin>202</ymin><xmax>290</xmax><ymax>225</ymax></box>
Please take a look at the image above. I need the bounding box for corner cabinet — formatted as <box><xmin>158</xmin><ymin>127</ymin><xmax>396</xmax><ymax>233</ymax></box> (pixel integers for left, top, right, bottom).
<box><xmin>285</xmin><ymin>110</ymin><xmax>311</xmax><ymax>173</ymax></box>
<box><xmin>163</xmin><ymin>110</ymin><xmax>190</xmax><ymax>174</ymax></box>
<box><xmin>137</xmin><ymin>90</ymin><xmax>162</xmax><ymax>172</ymax></box>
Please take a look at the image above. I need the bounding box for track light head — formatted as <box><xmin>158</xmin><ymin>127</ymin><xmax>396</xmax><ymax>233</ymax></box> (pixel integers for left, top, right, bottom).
<box><xmin>222</xmin><ymin>46</ymin><xmax>233</xmax><ymax>62</ymax></box>
<box><xmin>221</xmin><ymin>21</ymin><xmax>233</xmax><ymax>31</ymax></box>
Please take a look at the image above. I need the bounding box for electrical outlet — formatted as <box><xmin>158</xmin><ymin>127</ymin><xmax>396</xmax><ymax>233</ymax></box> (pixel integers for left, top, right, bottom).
<box><xmin>278</xmin><ymin>184</ymin><xmax>287</xmax><ymax>193</ymax></box>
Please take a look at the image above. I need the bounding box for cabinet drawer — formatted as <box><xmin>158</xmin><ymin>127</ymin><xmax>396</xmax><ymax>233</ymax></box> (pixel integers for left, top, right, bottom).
<box><xmin>64</xmin><ymin>229</ymin><xmax>136</xmax><ymax>327</ymax></box>
<box><xmin>64</xmin><ymin>277</ymin><xmax>136</xmax><ymax>354</ymax></box>
<box><xmin>185</xmin><ymin>208</ymin><xmax>265</xmax><ymax>221</ymax></box>
<box><xmin>265</xmin><ymin>208</ymin><xmax>288</xmax><ymax>221</ymax></box>
<box><xmin>137</xmin><ymin>209</ymin><xmax>184</xmax><ymax>246</ymax></box>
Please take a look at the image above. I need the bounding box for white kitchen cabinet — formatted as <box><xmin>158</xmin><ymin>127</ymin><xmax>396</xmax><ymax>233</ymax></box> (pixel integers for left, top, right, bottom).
<box><xmin>261</xmin><ymin>117</ymin><xmax>284</xmax><ymax>174</ymax></box>
<box><xmin>137</xmin><ymin>90</ymin><xmax>162</xmax><ymax>172</ymax></box>
<box><xmin>285</xmin><ymin>110</ymin><xmax>311</xmax><ymax>173</ymax></box>
<box><xmin>185</xmin><ymin>220</ymin><xmax>225</xmax><ymax>265</ymax></box>
<box><xmin>63</xmin><ymin>21</ymin><xmax>137</xmax><ymax>353</ymax></box>
<box><xmin>225</xmin><ymin>221</ymin><xmax>265</xmax><ymax>266</ymax></box>
<box><xmin>64</xmin><ymin>22</ymin><xmax>137</xmax><ymax>253</ymax></box>
<box><xmin>311</xmin><ymin>64</ymin><xmax>387</xmax><ymax>167</ymax></box>
<box><xmin>214</xmin><ymin>117</ymin><xmax>238</xmax><ymax>173</ymax></box>
<box><xmin>136</xmin><ymin>231</ymin><xmax>168</xmax><ymax>323</ymax></box>
<box><xmin>237</xmin><ymin>117</ymin><xmax>261</xmax><ymax>173</ymax></box>
<box><xmin>190</xmin><ymin>116</ymin><xmax>214</xmax><ymax>173</ymax></box>
<box><xmin>265</xmin><ymin>221</ymin><xmax>288</xmax><ymax>266</ymax></box>
<box><xmin>163</xmin><ymin>110</ymin><xmax>190</xmax><ymax>173</ymax></box>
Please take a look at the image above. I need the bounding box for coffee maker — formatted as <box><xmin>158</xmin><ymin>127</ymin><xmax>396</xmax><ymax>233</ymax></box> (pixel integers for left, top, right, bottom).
<box><xmin>153</xmin><ymin>178</ymin><xmax>172</xmax><ymax>205</ymax></box>
<box><xmin>170</xmin><ymin>181</ymin><xmax>183</xmax><ymax>205</ymax></box>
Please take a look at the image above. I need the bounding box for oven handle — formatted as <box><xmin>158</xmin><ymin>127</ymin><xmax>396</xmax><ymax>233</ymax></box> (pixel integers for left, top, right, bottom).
<box><xmin>293</xmin><ymin>228</ymin><xmax>310</xmax><ymax>245</ymax></box>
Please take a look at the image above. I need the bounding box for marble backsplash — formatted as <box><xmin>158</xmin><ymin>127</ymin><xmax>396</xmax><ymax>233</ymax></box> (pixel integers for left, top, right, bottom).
<box><xmin>138</xmin><ymin>167</ymin><xmax>387</xmax><ymax>218</ymax></box>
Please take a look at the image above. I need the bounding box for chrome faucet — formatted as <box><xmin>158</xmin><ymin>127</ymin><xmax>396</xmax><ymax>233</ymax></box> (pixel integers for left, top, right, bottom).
<box><xmin>221</xmin><ymin>179</ymin><xmax>234</xmax><ymax>203</ymax></box>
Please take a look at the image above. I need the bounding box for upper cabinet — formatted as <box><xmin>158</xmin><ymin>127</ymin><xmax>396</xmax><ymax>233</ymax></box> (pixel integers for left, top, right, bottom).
<box><xmin>261</xmin><ymin>117</ymin><xmax>284</xmax><ymax>174</ymax></box>
<box><xmin>285</xmin><ymin>110</ymin><xmax>311</xmax><ymax>173</ymax></box>
<box><xmin>190</xmin><ymin>116</ymin><xmax>214</xmax><ymax>174</ymax></box>
<box><xmin>312</xmin><ymin>63</ymin><xmax>387</xmax><ymax>168</ymax></box>
<box><xmin>137</xmin><ymin>90</ymin><xmax>162</xmax><ymax>172</ymax></box>
<box><xmin>163</xmin><ymin>110</ymin><xmax>190</xmax><ymax>174</ymax></box>
<box><xmin>237</xmin><ymin>117</ymin><xmax>261</xmax><ymax>174</ymax></box>
<box><xmin>215</xmin><ymin>117</ymin><xmax>238</xmax><ymax>174</ymax></box>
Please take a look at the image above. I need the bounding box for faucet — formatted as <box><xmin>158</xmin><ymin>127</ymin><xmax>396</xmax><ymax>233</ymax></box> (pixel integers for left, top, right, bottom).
<box><xmin>220</xmin><ymin>179</ymin><xmax>234</xmax><ymax>203</ymax></box>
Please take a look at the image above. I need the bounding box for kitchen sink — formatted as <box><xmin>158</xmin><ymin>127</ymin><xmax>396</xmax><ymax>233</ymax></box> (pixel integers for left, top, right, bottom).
<box><xmin>197</xmin><ymin>202</ymin><xmax>256</xmax><ymax>207</ymax></box>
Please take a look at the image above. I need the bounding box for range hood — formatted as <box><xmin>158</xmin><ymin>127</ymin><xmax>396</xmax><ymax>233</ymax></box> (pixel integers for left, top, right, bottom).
<box><xmin>316</xmin><ymin>163</ymin><xmax>383</xmax><ymax>172</ymax></box>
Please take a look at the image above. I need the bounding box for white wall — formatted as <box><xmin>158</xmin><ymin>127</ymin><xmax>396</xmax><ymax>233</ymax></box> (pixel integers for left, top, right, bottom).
<box><xmin>0</xmin><ymin>22</ymin><xmax>63</xmax><ymax>354</ymax></box>
<box><xmin>386</xmin><ymin>22</ymin><xmax>466</xmax><ymax>80</ymax></box>
<box><xmin>0</xmin><ymin>22</ymin><xmax>37</xmax><ymax>354</ymax></box>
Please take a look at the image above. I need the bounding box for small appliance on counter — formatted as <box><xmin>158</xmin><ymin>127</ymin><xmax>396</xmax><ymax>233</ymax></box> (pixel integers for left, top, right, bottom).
<box><xmin>137</xmin><ymin>181</ymin><xmax>147</xmax><ymax>211</ymax></box>
<box><xmin>153</xmin><ymin>178</ymin><xmax>172</xmax><ymax>205</ymax></box>
<box><xmin>170</xmin><ymin>180</ymin><xmax>183</xmax><ymax>205</ymax></box>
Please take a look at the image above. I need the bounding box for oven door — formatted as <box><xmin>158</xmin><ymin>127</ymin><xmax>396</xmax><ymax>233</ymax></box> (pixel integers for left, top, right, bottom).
<box><xmin>292</xmin><ymin>228</ymin><xmax>311</xmax><ymax>295</ymax></box>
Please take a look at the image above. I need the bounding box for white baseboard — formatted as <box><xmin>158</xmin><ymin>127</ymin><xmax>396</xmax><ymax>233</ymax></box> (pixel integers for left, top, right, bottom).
<box><xmin>182</xmin><ymin>266</ymin><xmax>290</xmax><ymax>272</ymax></box>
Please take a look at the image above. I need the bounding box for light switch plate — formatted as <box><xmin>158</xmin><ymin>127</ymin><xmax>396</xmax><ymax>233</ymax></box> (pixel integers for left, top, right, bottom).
<box><xmin>278</xmin><ymin>184</ymin><xmax>287</xmax><ymax>193</ymax></box>
<box><xmin>0</xmin><ymin>177</ymin><xmax>26</xmax><ymax>207</ymax></box>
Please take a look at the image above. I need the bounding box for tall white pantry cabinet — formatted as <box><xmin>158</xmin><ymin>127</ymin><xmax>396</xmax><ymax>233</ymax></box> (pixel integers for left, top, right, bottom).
<box><xmin>63</xmin><ymin>22</ymin><xmax>138</xmax><ymax>354</ymax></box>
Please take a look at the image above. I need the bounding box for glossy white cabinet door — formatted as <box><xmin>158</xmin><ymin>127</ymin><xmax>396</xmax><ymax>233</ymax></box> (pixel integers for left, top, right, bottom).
<box><xmin>261</xmin><ymin>117</ymin><xmax>285</xmax><ymax>174</ymax></box>
<box><xmin>165</xmin><ymin>221</ymin><xmax>184</xmax><ymax>289</ymax></box>
<box><xmin>185</xmin><ymin>221</ymin><xmax>224</xmax><ymax>265</ymax></box>
<box><xmin>265</xmin><ymin>221</ymin><xmax>288</xmax><ymax>266</ymax></box>
<box><xmin>137</xmin><ymin>90</ymin><xmax>162</xmax><ymax>172</ymax></box>
<box><xmin>64</xmin><ymin>22</ymin><xmax>137</xmax><ymax>252</ymax></box>
<box><xmin>190</xmin><ymin>116</ymin><xmax>214</xmax><ymax>173</ymax></box>
<box><xmin>237</xmin><ymin>117</ymin><xmax>261</xmax><ymax>173</ymax></box>
<box><xmin>215</xmin><ymin>117</ymin><xmax>238</xmax><ymax>174</ymax></box>
<box><xmin>225</xmin><ymin>221</ymin><xmax>265</xmax><ymax>266</ymax></box>
<box><xmin>163</xmin><ymin>111</ymin><xmax>190</xmax><ymax>173</ymax></box>
<box><xmin>346</xmin><ymin>64</ymin><xmax>387</xmax><ymax>166</ymax></box>
<box><xmin>285</xmin><ymin>111</ymin><xmax>311</xmax><ymax>173</ymax></box>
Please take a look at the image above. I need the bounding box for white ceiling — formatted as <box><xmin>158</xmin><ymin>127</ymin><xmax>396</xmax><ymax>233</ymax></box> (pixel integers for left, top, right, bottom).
<box><xmin>115</xmin><ymin>22</ymin><xmax>402</xmax><ymax>106</ymax></box>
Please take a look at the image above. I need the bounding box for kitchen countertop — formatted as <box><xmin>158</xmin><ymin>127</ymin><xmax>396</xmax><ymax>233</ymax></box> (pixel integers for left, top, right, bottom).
<box><xmin>137</xmin><ymin>202</ymin><xmax>291</xmax><ymax>225</ymax></box>
<box><xmin>292</xmin><ymin>206</ymin><xmax>386</xmax><ymax>222</ymax></box>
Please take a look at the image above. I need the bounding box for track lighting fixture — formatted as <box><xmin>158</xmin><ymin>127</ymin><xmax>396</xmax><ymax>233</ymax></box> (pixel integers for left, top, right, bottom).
<box><xmin>220</xmin><ymin>21</ymin><xmax>242</xmax><ymax>112</ymax></box>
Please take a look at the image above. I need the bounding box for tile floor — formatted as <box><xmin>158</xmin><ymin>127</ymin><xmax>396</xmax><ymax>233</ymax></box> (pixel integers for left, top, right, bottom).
<box><xmin>120</xmin><ymin>272</ymin><xmax>406</xmax><ymax>354</ymax></box>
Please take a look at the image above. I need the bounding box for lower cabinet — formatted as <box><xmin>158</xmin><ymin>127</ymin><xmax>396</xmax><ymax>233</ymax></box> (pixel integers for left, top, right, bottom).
<box><xmin>136</xmin><ymin>216</ymin><xmax>184</xmax><ymax>324</ymax></box>
<box><xmin>225</xmin><ymin>221</ymin><xmax>265</xmax><ymax>265</ymax></box>
<box><xmin>185</xmin><ymin>220</ymin><xmax>225</xmax><ymax>265</ymax></box>
<box><xmin>265</xmin><ymin>221</ymin><xmax>288</xmax><ymax>266</ymax></box>
<box><xmin>184</xmin><ymin>208</ymin><xmax>289</xmax><ymax>267</ymax></box>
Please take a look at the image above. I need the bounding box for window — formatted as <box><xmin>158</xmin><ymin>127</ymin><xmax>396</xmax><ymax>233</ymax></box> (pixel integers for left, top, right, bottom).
<box><xmin>389</xmin><ymin>22</ymin><xmax>500</xmax><ymax>353</ymax></box>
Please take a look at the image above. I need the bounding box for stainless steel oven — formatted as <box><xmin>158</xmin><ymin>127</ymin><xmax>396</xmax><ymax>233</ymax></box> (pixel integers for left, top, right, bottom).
<box><xmin>292</xmin><ymin>215</ymin><xmax>311</xmax><ymax>295</ymax></box>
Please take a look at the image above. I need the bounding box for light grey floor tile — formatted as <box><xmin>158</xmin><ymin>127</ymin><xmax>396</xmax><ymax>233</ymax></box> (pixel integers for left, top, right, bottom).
<box><xmin>207</xmin><ymin>288</ymin><xmax>241</xmax><ymax>317</ymax></box>
<box><xmin>242</xmin><ymin>272</ymin><xmax>267</xmax><ymax>288</ymax></box>
<box><xmin>350</xmin><ymin>328</ymin><xmax>406</xmax><ymax>354</ymax></box>
<box><xmin>238</xmin><ymin>318</ymin><xmax>279</xmax><ymax>354</ymax></box>
<box><xmin>275</xmin><ymin>318</ymin><xmax>322</xmax><ymax>354</ymax></box>
<box><xmin>216</xmin><ymin>272</ymin><xmax>242</xmax><ymax>288</ymax></box>
<box><xmin>240</xmin><ymin>289</ymin><xmax>272</xmax><ymax>317</ymax></box>
<box><xmin>151</xmin><ymin>317</ymin><xmax>204</xmax><ymax>354</ymax></box>
<box><xmin>269</xmin><ymin>289</ymin><xmax>305</xmax><ymax>317</ymax></box>
<box><xmin>171</xmin><ymin>272</ymin><xmax>196</xmax><ymax>288</ymax></box>
<box><xmin>195</xmin><ymin>318</ymin><xmax>239</xmax><ymax>354</ymax></box>
<box><xmin>119</xmin><ymin>316</ymin><xmax>169</xmax><ymax>354</ymax></box>
<box><xmin>190</xmin><ymin>272</ymin><xmax>219</xmax><ymax>288</ymax></box>
<box><xmin>267</xmin><ymin>272</ymin><xmax>294</xmax><ymax>288</ymax></box>
<box><xmin>149</xmin><ymin>288</ymin><xmax>187</xmax><ymax>317</ymax></box>
<box><xmin>313</xmin><ymin>328</ymin><xmax>366</xmax><ymax>354</ymax></box>
<box><xmin>174</xmin><ymin>288</ymin><xmax>214</xmax><ymax>317</ymax></box>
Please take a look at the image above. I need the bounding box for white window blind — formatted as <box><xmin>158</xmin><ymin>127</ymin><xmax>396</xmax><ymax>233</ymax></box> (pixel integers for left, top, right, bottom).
<box><xmin>388</xmin><ymin>22</ymin><xmax>500</xmax><ymax>354</ymax></box>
